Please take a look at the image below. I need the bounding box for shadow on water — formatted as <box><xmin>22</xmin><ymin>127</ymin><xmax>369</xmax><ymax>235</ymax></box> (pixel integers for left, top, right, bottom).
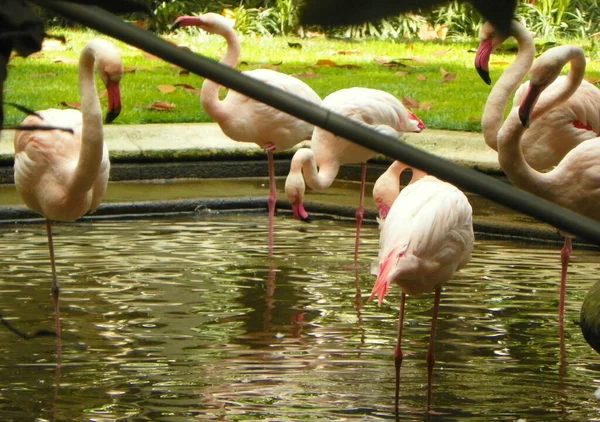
<box><xmin>0</xmin><ymin>213</ymin><xmax>599</xmax><ymax>420</ymax></box>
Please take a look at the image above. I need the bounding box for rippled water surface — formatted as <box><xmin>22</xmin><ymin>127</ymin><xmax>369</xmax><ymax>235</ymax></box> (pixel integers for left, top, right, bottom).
<box><xmin>0</xmin><ymin>213</ymin><xmax>599</xmax><ymax>421</ymax></box>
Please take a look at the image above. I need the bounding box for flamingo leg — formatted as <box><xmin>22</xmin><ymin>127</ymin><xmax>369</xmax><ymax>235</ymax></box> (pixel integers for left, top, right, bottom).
<box><xmin>559</xmin><ymin>236</ymin><xmax>572</xmax><ymax>326</ymax></box>
<box><xmin>354</xmin><ymin>162</ymin><xmax>367</xmax><ymax>262</ymax></box>
<box><xmin>265</xmin><ymin>145</ymin><xmax>277</xmax><ymax>258</ymax></box>
<box><xmin>45</xmin><ymin>219</ymin><xmax>62</xmax><ymax>357</ymax></box>
<box><xmin>394</xmin><ymin>292</ymin><xmax>406</xmax><ymax>410</ymax></box>
<box><xmin>426</xmin><ymin>287</ymin><xmax>442</xmax><ymax>414</ymax></box>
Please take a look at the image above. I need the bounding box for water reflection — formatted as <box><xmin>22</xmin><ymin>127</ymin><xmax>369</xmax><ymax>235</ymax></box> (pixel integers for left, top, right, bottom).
<box><xmin>0</xmin><ymin>214</ymin><xmax>599</xmax><ymax>420</ymax></box>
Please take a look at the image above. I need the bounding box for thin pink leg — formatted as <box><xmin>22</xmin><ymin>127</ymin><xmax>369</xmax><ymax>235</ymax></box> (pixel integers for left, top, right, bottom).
<box><xmin>354</xmin><ymin>163</ymin><xmax>367</xmax><ymax>262</ymax></box>
<box><xmin>265</xmin><ymin>147</ymin><xmax>276</xmax><ymax>258</ymax></box>
<box><xmin>559</xmin><ymin>236</ymin><xmax>572</xmax><ymax>326</ymax></box>
<box><xmin>46</xmin><ymin>220</ymin><xmax>62</xmax><ymax>358</ymax></box>
<box><xmin>394</xmin><ymin>293</ymin><xmax>406</xmax><ymax>410</ymax></box>
<box><xmin>426</xmin><ymin>288</ymin><xmax>442</xmax><ymax>414</ymax></box>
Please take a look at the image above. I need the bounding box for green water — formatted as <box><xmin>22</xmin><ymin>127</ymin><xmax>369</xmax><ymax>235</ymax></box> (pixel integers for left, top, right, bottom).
<box><xmin>0</xmin><ymin>213</ymin><xmax>598</xmax><ymax>420</ymax></box>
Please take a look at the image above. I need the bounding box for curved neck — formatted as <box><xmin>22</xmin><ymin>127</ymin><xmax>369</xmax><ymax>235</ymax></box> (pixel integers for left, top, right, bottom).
<box><xmin>201</xmin><ymin>28</ymin><xmax>241</xmax><ymax>121</ymax></box>
<box><xmin>292</xmin><ymin>148</ymin><xmax>340</xmax><ymax>191</ymax></box>
<box><xmin>530</xmin><ymin>48</ymin><xmax>586</xmax><ymax>120</ymax></box>
<box><xmin>70</xmin><ymin>43</ymin><xmax>104</xmax><ymax>194</ymax></box>
<box><xmin>482</xmin><ymin>22</ymin><xmax>535</xmax><ymax>150</ymax></box>
<box><xmin>497</xmin><ymin>111</ymin><xmax>554</xmax><ymax>196</ymax></box>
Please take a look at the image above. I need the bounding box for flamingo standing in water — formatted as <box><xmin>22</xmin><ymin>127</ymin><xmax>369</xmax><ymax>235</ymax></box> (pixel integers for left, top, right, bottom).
<box><xmin>171</xmin><ymin>13</ymin><xmax>321</xmax><ymax>257</ymax></box>
<box><xmin>13</xmin><ymin>38</ymin><xmax>122</xmax><ymax>343</ymax></box>
<box><xmin>476</xmin><ymin>20</ymin><xmax>600</xmax><ymax>171</ymax></box>
<box><xmin>496</xmin><ymin>45</ymin><xmax>600</xmax><ymax>326</ymax></box>
<box><xmin>284</xmin><ymin>87</ymin><xmax>424</xmax><ymax>261</ymax></box>
<box><xmin>372</xmin><ymin>160</ymin><xmax>427</xmax><ymax>220</ymax></box>
<box><xmin>369</xmin><ymin>174</ymin><xmax>474</xmax><ymax>412</ymax></box>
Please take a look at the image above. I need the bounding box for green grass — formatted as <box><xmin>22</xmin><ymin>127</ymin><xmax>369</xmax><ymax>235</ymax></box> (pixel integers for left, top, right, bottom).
<box><xmin>5</xmin><ymin>28</ymin><xmax>600</xmax><ymax>132</ymax></box>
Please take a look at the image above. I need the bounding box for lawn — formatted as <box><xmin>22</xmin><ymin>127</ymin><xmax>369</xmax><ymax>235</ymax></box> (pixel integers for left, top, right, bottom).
<box><xmin>4</xmin><ymin>28</ymin><xmax>600</xmax><ymax>132</ymax></box>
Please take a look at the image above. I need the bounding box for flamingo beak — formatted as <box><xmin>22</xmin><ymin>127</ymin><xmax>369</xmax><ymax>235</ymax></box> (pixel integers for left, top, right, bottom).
<box><xmin>407</xmin><ymin>111</ymin><xmax>425</xmax><ymax>132</ymax></box>
<box><xmin>475</xmin><ymin>38</ymin><xmax>494</xmax><ymax>85</ymax></box>
<box><xmin>378</xmin><ymin>204</ymin><xmax>390</xmax><ymax>220</ymax></box>
<box><xmin>105</xmin><ymin>80</ymin><xmax>121</xmax><ymax>124</ymax></box>
<box><xmin>518</xmin><ymin>84</ymin><xmax>543</xmax><ymax>128</ymax></box>
<box><xmin>291</xmin><ymin>201</ymin><xmax>311</xmax><ymax>223</ymax></box>
<box><xmin>171</xmin><ymin>16</ymin><xmax>204</xmax><ymax>31</ymax></box>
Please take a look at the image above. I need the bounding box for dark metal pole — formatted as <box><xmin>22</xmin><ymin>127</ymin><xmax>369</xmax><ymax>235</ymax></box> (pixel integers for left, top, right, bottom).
<box><xmin>33</xmin><ymin>1</ymin><xmax>600</xmax><ymax>245</ymax></box>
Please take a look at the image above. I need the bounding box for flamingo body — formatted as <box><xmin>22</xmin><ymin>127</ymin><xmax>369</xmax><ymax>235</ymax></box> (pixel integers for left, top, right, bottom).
<box><xmin>371</xmin><ymin>176</ymin><xmax>474</xmax><ymax>301</ymax></box>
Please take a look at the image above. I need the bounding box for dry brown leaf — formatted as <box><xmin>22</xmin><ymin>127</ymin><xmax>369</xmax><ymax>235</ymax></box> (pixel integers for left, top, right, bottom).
<box><xmin>420</xmin><ymin>103</ymin><xmax>434</xmax><ymax>110</ymax></box>
<box><xmin>336</xmin><ymin>50</ymin><xmax>360</xmax><ymax>55</ymax></box>
<box><xmin>316</xmin><ymin>59</ymin><xmax>339</xmax><ymax>67</ymax></box>
<box><xmin>158</xmin><ymin>85</ymin><xmax>177</xmax><ymax>93</ymax></box>
<box><xmin>439</xmin><ymin>67</ymin><xmax>449</xmax><ymax>77</ymax></box>
<box><xmin>375</xmin><ymin>58</ymin><xmax>409</xmax><ymax>68</ymax></box>
<box><xmin>174</xmin><ymin>83</ymin><xmax>196</xmax><ymax>90</ymax></box>
<box><xmin>59</xmin><ymin>101</ymin><xmax>81</xmax><ymax>109</ymax></box>
<box><xmin>32</xmin><ymin>73</ymin><xmax>56</xmax><ymax>77</ymax></box>
<box><xmin>433</xmin><ymin>49</ymin><xmax>450</xmax><ymax>56</ymax></box>
<box><xmin>416</xmin><ymin>74</ymin><xmax>427</xmax><ymax>81</ymax></box>
<box><xmin>146</xmin><ymin>101</ymin><xmax>176</xmax><ymax>111</ymax></box>
<box><xmin>586</xmin><ymin>77</ymin><xmax>600</xmax><ymax>84</ymax></box>
<box><xmin>175</xmin><ymin>83</ymin><xmax>202</xmax><ymax>95</ymax></box>
<box><xmin>124</xmin><ymin>66</ymin><xmax>138</xmax><ymax>73</ymax></box>
<box><xmin>402</xmin><ymin>96</ymin><xmax>420</xmax><ymax>109</ymax></box>
<box><xmin>338</xmin><ymin>64</ymin><xmax>360</xmax><ymax>69</ymax></box>
<box><xmin>143</xmin><ymin>52</ymin><xmax>160</xmax><ymax>60</ymax></box>
<box><xmin>395</xmin><ymin>71</ymin><xmax>409</xmax><ymax>77</ymax></box>
<box><xmin>442</xmin><ymin>73</ymin><xmax>457</xmax><ymax>83</ymax></box>
<box><xmin>294</xmin><ymin>72</ymin><xmax>321</xmax><ymax>79</ymax></box>
<box><xmin>179</xmin><ymin>69</ymin><xmax>190</xmax><ymax>76</ymax></box>
<box><xmin>53</xmin><ymin>58</ymin><xmax>78</xmax><ymax>65</ymax></box>
<box><xmin>418</xmin><ymin>24</ymin><xmax>448</xmax><ymax>41</ymax></box>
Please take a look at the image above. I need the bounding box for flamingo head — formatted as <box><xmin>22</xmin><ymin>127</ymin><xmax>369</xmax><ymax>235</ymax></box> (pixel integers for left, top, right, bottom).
<box><xmin>518</xmin><ymin>46</ymin><xmax>584</xmax><ymax>127</ymax></box>
<box><xmin>475</xmin><ymin>21</ymin><xmax>511</xmax><ymax>85</ymax></box>
<box><xmin>284</xmin><ymin>155</ymin><xmax>311</xmax><ymax>222</ymax></box>
<box><xmin>171</xmin><ymin>13</ymin><xmax>233</xmax><ymax>35</ymax></box>
<box><xmin>406</xmin><ymin>110</ymin><xmax>425</xmax><ymax>133</ymax></box>
<box><xmin>96</xmin><ymin>51</ymin><xmax>123</xmax><ymax>123</ymax></box>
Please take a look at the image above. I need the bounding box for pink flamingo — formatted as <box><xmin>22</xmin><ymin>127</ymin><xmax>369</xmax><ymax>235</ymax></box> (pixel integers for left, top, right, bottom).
<box><xmin>284</xmin><ymin>87</ymin><xmax>424</xmax><ymax>261</ymax></box>
<box><xmin>369</xmin><ymin>173</ymin><xmax>473</xmax><ymax>412</ymax></box>
<box><xmin>476</xmin><ymin>20</ymin><xmax>600</xmax><ymax>171</ymax></box>
<box><xmin>497</xmin><ymin>44</ymin><xmax>600</xmax><ymax>326</ymax></box>
<box><xmin>372</xmin><ymin>160</ymin><xmax>427</xmax><ymax>220</ymax></box>
<box><xmin>172</xmin><ymin>13</ymin><xmax>322</xmax><ymax>257</ymax></box>
<box><xmin>13</xmin><ymin>39</ymin><xmax>122</xmax><ymax>343</ymax></box>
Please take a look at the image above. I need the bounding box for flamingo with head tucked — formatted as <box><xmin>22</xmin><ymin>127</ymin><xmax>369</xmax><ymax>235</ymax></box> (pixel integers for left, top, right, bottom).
<box><xmin>370</xmin><ymin>174</ymin><xmax>474</xmax><ymax>412</ymax></box>
<box><xmin>496</xmin><ymin>45</ymin><xmax>600</xmax><ymax>326</ymax></box>
<box><xmin>172</xmin><ymin>13</ymin><xmax>322</xmax><ymax>257</ymax></box>
<box><xmin>13</xmin><ymin>38</ymin><xmax>122</xmax><ymax>343</ymax></box>
<box><xmin>284</xmin><ymin>87</ymin><xmax>424</xmax><ymax>261</ymax></box>
<box><xmin>476</xmin><ymin>20</ymin><xmax>600</xmax><ymax>171</ymax></box>
<box><xmin>372</xmin><ymin>160</ymin><xmax>428</xmax><ymax>220</ymax></box>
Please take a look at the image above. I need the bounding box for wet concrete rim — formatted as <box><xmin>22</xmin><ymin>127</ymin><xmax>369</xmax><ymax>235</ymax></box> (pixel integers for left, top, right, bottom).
<box><xmin>0</xmin><ymin>196</ymin><xmax>590</xmax><ymax>250</ymax></box>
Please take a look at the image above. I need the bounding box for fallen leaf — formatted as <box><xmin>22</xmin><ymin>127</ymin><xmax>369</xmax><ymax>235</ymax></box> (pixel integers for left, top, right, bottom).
<box><xmin>375</xmin><ymin>58</ymin><xmax>409</xmax><ymax>68</ymax></box>
<box><xmin>338</xmin><ymin>64</ymin><xmax>360</xmax><ymax>69</ymax></box>
<box><xmin>395</xmin><ymin>71</ymin><xmax>409</xmax><ymax>77</ymax></box>
<box><xmin>336</xmin><ymin>50</ymin><xmax>360</xmax><ymax>55</ymax></box>
<box><xmin>441</xmin><ymin>72</ymin><xmax>457</xmax><ymax>83</ymax></box>
<box><xmin>179</xmin><ymin>69</ymin><xmax>190</xmax><ymax>76</ymax></box>
<box><xmin>174</xmin><ymin>83</ymin><xmax>196</xmax><ymax>90</ymax></box>
<box><xmin>416</xmin><ymin>74</ymin><xmax>427</xmax><ymax>81</ymax></box>
<box><xmin>433</xmin><ymin>49</ymin><xmax>450</xmax><ymax>56</ymax></box>
<box><xmin>420</xmin><ymin>103</ymin><xmax>434</xmax><ymax>110</ymax></box>
<box><xmin>294</xmin><ymin>72</ymin><xmax>321</xmax><ymax>79</ymax></box>
<box><xmin>53</xmin><ymin>58</ymin><xmax>78</xmax><ymax>65</ymax></box>
<box><xmin>439</xmin><ymin>67</ymin><xmax>449</xmax><ymax>77</ymax></box>
<box><xmin>146</xmin><ymin>101</ymin><xmax>176</xmax><ymax>111</ymax></box>
<box><xmin>316</xmin><ymin>59</ymin><xmax>339</xmax><ymax>67</ymax></box>
<box><xmin>59</xmin><ymin>101</ymin><xmax>81</xmax><ymax>109</ymax></box>
<box><xmin>124</xmin><ymin>66</ymin><xmax>138</xmax><ymax>73</ymax></box>
<box><xmin>402</xmin><ymin>96</ymin><xmax>420</xmax><ymax>109</ymax></box>
<box><xmin>133</xmin><ymin>20</ymin><xmax>148</xmax><ymax>29</ymax></box>
<box><xmin>175</xmin><ymin>83</ymin><xmax>202</xmax><ymax>95</ymax></box>
<box><xmin>158</xmin><ymin>85</ymin><xmax>177</xmax><ymax>93</ymax></box>
<box><xmin>288</xmin><ymin>42</ymin><xmax>302</xmax><ymax>49</ymax></box>
<box><xmin>143</xmin><ymin>52</ymin><xmax>160</xmax><ymax>60</ymax></box>
<box><xmin>31</xmin><ymin>73</ymin><xmax>56</xmax><ymax>77</ymax></box>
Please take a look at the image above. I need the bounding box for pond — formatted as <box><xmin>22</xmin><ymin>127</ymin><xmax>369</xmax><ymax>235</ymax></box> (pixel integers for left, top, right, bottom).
<box><xmin>0</xmin><ymin>208</ymin><xmax>599</xmax><ymax>420</ymax></box>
